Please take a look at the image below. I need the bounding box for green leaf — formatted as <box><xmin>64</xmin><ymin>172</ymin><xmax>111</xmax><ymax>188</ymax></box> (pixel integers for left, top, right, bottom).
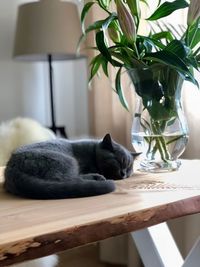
<box><xmin>139</xmin><ymin>36</ymin><xmax>166</xmax><ymax>50</ymax></box>
<box><xmin>165</xmin><ymin>40</ymin><xmax>188</xmax><ymax>58</ymax></box>
<box><xmin>110</xmin><ymin>50</ymin><xmax>130</xmax><ymax>66</ymax></box>
<box><xmin>187</xmin><ymin>55</ymin><xmax>199</xmax><ymax>70</ymax></box>
<box><xmin>77</xmin><ymin>20</ymin><xmax>105</xmax><ymax>50</ymax></box>
<box><xmin>186</xmin><ymin>17</ymin><xmax>200</xmax><ymax>49</ymax></box>
<box><xmin>85</xmin><ymin>20</ymin><xmax>105</xmax><ymax>33</ymax></box>
<box><xmin>97</xmin><ymin>0</ymin><xmax>111</xmax><ymax>12</ymax></box>
<box><xmin>89</xmin><ymin>54</ymin><xmax>110</xmax><ymax>80</ymax></box>
<box><xmin>115</xmin><ymin>67</ymin><xmax>129</xmax><ymax>110</ymax></box>
<box><xmin>96</xmin><ymin>31</ymin><xmax>112</xmax><ymax>62</ymax></box>
<box><xmin>144</xmin><ymin>50</ymin><xmax>196</xmax><ymax>85</ymax></box>
<box><xmin>145</xmin><ymin>98</ymin><xmax>177</xmax><ymax>121</ymax></box>
<box><xmin>151</xmin><ymin>31</ymin><xmax>174</xmax><ymax>42</ymax></box>
<box><xmin>108</xmin><ymin>21</ymin><xmax>122</xmax><ymax>43</ymax></box>
<box><xmin>127</xmin><ymin>0</ymin><xmax>141</xmax><ymax>18</ymax></box>
<box><xmin>101</xmin><ymin>57</ymin><xmax>109</xmax><ymax>76</ymax></box>
<box><xmin>109</xmin><ymin>45</ymin><xmax>147</xmax><ymax>67</ymax></box>
<box><xmin>81</xmin><ymin>2</ymin><xmax>95</xmax><ymax>33</ymax></box>
<box><xmin>136</xmin><ymin>37</ymin><xmax>153</xmax><ymax>54</ymax></box>
<box><xmin>102</xmin><ymin>13</ymin><xmax>118</xmax><ymax>31</ymax></box>
<box><xmin>147</xmin><ymin>0</ymin><xmax>189</xmax><ymax>21</ymax></box>
<box><xmin>89</xmin><ymin>55</ymin><xmax>102</xmax><ymax>81</ymax></box>
<box><xmin>96</xmin><ymin>31</ymin><xmax>122</xmax><ymax>67</ymax></box>
<box><xmin>120</xmin><ymin>47</ymin><xmax>146</xmax><ymax>67</ymax></box>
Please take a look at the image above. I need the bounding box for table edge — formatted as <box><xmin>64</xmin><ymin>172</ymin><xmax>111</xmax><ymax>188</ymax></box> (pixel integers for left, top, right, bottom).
<box><xmin>1</xmin><ymin>194</ymin><xmax>200</xmax><ymax>266</ymax></box>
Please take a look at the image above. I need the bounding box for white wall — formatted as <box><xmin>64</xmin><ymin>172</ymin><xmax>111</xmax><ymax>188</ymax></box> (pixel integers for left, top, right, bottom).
<box><xmin>0</xmin><ymin>0</ymin><xmax>89</xmax><ymax>138</ymax></box>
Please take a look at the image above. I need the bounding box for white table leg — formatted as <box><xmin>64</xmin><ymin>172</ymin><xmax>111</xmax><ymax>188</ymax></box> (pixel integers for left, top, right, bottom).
<box><xmin>131</xmin><ymin>222</ymin><xmax>184</xmax><ymax>267</ymax></box>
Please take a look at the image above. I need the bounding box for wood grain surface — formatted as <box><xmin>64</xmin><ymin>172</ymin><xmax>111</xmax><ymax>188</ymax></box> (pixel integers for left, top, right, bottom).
<box><xmin>0</xmin><ymin>160</ymin><xmax>200</xmax><ymax>266</ymax></box>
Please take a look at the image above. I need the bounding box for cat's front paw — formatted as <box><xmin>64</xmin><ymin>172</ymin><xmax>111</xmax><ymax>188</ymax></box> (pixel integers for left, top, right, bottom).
<box><xmin>92</xmin><ymin>174</ymin><xmax>106</xmax><ymax>181</ymax></box>
<box><xmin>82</xmin><ymin>173</ymin><xmax>106</xmax><ymax>181</ymax></box>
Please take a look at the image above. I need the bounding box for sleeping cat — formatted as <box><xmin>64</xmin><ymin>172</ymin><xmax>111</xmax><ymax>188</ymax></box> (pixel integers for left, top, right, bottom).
<box><xmin>4</xmin><ymin>134</ymin><xmax>139</xmax><ymax>199</ymax></box>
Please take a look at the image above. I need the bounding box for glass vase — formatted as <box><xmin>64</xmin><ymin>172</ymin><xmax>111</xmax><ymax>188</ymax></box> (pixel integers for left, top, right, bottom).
<box><xmin>129</xmin><ymin>66</ymin><xmax>189</xmax><ymax>172</ymax></box>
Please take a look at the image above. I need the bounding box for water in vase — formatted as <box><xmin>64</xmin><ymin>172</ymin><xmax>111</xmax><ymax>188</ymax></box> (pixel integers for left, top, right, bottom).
<box><xmin>132</xmin><ymin>132</ymin><xmax>188</xmax><ymax>172</ymax></box>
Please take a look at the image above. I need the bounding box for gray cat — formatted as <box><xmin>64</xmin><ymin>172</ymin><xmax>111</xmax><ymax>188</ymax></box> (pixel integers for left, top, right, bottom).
<box><xmin>4</xmin><ymin>134</ymin><xmax>139</xmax><ymax>199</ymax></box>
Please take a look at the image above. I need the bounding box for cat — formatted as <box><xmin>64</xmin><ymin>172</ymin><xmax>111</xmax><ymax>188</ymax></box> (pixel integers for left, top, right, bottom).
<box><xmin>4</xmin><ymin>134</ymin><xmax>139</xmax><ymax>199</ymax></box>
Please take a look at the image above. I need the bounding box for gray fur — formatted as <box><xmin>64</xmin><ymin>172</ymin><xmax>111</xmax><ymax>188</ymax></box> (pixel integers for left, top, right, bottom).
<box><xmin>4</xmin><ymin>134</ymin><xmax>137</xmax><ymax>199</ymax></box>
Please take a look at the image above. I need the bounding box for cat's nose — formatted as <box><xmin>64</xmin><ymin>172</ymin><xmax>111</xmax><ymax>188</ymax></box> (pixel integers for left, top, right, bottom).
<box><xmin>120</xmin><ymin>170</ymin><xmax>126</xmax><ymax>179</ymax></box>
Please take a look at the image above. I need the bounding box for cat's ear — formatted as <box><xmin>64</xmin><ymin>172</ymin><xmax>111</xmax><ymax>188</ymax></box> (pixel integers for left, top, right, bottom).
<box><xmin>101</xmin><ymin>134</ymin><xmax>114</xmax><ymax>151</ymax></box>
<box><xmin>131</xmin><ymin>152</ymin><xmax>142</xmax><ymax>158</ymax></box>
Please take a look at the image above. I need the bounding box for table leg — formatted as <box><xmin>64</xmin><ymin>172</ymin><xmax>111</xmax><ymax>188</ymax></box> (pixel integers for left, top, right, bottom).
<box><xmin>131</xmin><ymin>222</ymin><xmax>183</xmax><ymax>267</ymax></box>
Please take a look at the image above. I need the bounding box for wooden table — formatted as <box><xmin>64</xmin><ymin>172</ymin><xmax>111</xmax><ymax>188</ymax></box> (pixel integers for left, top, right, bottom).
<box><xmin>0</xmin><ymin>160</ymin><xmax>200</xmax><ymax>267</ymax></box>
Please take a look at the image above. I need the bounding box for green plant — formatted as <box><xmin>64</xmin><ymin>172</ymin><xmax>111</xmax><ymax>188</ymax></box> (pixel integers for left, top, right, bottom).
<box><xmin>80</xmin><ymin>0</ymin><xmax>200</xmax><ymax>167</ymax></box>
<box><xmin>80</xmin><ymin>0</ymin><xmax>200</xmax><ymax>110</ymax></box>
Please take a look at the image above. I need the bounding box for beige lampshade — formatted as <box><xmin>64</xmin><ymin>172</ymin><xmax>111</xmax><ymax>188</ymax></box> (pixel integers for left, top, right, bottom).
<box><xmin>13</xmin><ymin>0</ymin><xmax>83</xmax><ymax>61</ymax></box>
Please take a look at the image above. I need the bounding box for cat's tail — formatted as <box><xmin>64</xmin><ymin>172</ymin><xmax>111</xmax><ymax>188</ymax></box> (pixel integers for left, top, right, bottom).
<box><xmin>4</xmin><ymin>170</ymin><xmax>116</xmax><ymax>199</ymax></box>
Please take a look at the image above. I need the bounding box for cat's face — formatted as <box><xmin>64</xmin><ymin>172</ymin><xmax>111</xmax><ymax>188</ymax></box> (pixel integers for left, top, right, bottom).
<box><xmin>96</xmin><ymin>134</ymin><xmax>139</xmax><ymax>180</ymax></box>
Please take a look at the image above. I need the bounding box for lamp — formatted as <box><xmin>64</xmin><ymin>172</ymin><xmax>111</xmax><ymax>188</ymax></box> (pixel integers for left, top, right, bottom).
<box><xmin>13</xmin><ymin>0</ymin><xmax>84</xmax><ymax>137</ymax></box>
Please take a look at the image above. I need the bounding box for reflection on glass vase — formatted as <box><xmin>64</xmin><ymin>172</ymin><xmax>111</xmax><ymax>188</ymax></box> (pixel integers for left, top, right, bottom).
<box><xmin>129</xmin><ymin>66</ymin><xmax>189</xmax><ymax>172</ymax></box>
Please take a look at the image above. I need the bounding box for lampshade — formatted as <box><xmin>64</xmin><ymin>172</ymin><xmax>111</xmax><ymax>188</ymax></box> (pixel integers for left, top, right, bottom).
<box><xmin>13</xmin><ymin>0</ymin><xmax>83</xmax><ymax>61</ymax></box>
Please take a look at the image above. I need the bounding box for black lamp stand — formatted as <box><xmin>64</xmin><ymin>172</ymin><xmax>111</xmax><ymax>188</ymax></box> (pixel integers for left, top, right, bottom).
<box><xmin>48</xmin><ymin>54</ymin><xmax>67</xmax><ymax>138</ymax></box>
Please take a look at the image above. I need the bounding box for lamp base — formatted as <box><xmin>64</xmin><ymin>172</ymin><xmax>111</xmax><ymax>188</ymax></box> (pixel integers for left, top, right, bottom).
<box><xmin>49</xmin><ymin>126</ymin><xmax>67</xmax><ymax>138</ymax></box>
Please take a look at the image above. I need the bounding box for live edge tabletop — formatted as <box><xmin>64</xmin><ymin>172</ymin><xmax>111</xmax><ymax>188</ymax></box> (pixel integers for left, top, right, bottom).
<box><xmin>0</xmin><ymin>160</ymin><xmax>200</xmax><ymax>266</ymax></box>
